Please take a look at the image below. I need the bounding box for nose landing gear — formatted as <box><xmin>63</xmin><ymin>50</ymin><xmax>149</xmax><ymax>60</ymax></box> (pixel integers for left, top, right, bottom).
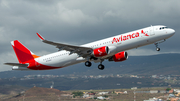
<box><xmin>154</xmin><ymin>39</ymin><xmax>166</xmax><ymax>51</ymax></box>
<box><xmin>155</xmin><ymin>43</ymin><xmax>160</xmax><ymax>51</ymax></box>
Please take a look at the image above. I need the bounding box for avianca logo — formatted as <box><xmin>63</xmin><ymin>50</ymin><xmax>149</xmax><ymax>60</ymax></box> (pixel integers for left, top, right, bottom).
<box><xmin>141</xmin><ymin>30</ymin><xmax>149</xmax><ymax>36</ymax></box>
<box><xmin>112</xmin><ymin>30</ymin><xmax>149</xmax><ymax>44</ymax></box>
<box><xmin>98</xmin><ymin>49</ymin><xmax>102</xmax><ymax>55</ymax></box>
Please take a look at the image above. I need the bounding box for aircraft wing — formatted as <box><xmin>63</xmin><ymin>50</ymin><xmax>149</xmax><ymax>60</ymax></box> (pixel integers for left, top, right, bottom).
<box><xmin>36</xmin><ymin>33</ymin><xmax>93</xmax><ymax>57</ymax></box>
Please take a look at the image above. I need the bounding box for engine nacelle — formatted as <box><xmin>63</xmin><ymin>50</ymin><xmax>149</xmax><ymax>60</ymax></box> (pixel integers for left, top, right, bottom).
<box><xmin>109</xmin><ymin>51</ymin><xmax>128</xmax><ymax>62</ymax></box>
<box><xmin>92</xmin><ymin>46</ymin><xmax>109</xmax><ymax>57</ymax></box>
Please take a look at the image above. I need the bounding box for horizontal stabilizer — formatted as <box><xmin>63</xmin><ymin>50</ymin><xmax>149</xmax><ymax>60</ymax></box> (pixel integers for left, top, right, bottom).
<box><xmin>4</xmin><ymin>63</ymin><xmax>28</xmax><ymax>67</ymax></box>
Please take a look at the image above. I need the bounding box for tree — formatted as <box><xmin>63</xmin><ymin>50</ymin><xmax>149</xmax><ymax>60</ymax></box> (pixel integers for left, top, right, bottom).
<box><xmin>166</xmin><ymin>88</ymin><xmax>171</xmax><ymax>91</ymax></box>
<box><xmin>90</xmin><ymin>91</ymin><xmax>95</xmax><ymax>93</ymax></box>
<box><xmin>103</xmin><ymin>95</ymin><xmax>108</xmax><ymax>98</ymax></box>
<box><xmin>72</xmin><ymin>91</ymin><xmax>83</xmax><ymax>97</ymax></box>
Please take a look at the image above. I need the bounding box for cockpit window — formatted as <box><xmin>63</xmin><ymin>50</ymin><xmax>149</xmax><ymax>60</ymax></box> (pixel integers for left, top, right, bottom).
<box><xmin>159</xmin><ymin>27</ymin><xmax>168</xmax><ymax>30</ymax></box>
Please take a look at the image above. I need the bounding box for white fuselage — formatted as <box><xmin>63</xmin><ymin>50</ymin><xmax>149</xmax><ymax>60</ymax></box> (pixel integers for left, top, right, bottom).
<box><xmin>35</xmin><ymin>25</ymin><xmax>175</xmax><ymax>68</ymax></box>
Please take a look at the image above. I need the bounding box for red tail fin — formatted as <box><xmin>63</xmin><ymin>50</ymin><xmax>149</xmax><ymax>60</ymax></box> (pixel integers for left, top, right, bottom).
<box><xmin>11</xmin><ymin>40</ymin><xmax>40</xmax><ymax>64</ymax></box>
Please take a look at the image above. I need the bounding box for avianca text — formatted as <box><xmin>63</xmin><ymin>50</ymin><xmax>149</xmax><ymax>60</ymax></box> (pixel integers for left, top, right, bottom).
<box><xmin>112</xmin><ymin>32</ymin><xmax>139</xmax><ymax>44</ymax></box>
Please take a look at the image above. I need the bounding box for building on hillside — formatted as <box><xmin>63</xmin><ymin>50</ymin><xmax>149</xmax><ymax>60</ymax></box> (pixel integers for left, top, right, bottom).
<box><xmin>115</xmin><ymin>91</ymin><xmax>123</xmax><ymax>94</ymax></box>
<box><xmin>174</xmin><ymin>89</ymin><xmax>180</xmax><ymax>93</ymax></box>
<box><xmin>83</xmin><ymin>94</ymin><xmax>89</xmax><ymax>98</ymax></box>
<box><xmin>150</xmin><ymin>90</ymin><xmax>158</xmax><ymax>94</ymax></box>
<box><xmin>175</xmin><ymin>92</ymin><xmax>180</xmax><ymax>97</ymax></box>
<box><xmin>131</xmin><ymin>87</ymin><xmax>137</xmax><ymax>90</ymax></box>
<box><xmin>152</xmin><ymin>75</ymin><xmax>157</xmax><ymax>78</ymax></box>
<box><xmin>88</xmin><ymin>93</ymin><xmax>95</xmax><ymax>98</ymax></box>
<box><xmin>169</xmin><ymin>89</ymin><xmax>174</xmax><ymax>93</ymax></box>
<box><xmin>168</xmin><ymin>97</ymin><xmax>179</xmax><ymax>101</ymax></box>
<box><xmin>97</xmin><ymin>96</ymin><xmax>105</xmax><ymax>100</ymax></box>
<box><xmin>124</xmin><ymin>91</ymin><xmax>127</xmax><ymax>94</ymax></box>
<box><xmin>115</xmin><ymin>91</ymin><xmax>127</xmax><ymax>94</ymax></box>
<box><xmin>144</xmin><ymin>97</ymin><xmax>163</xmax><ymax>101</ymax></box>
<box><xmin>83</xmin><ymin>93</ymin><xmax>95</xmax><ymax>98</ymax></box>
<box><xmin>169</xmin><ymin>94</ymin><xmax>175</xmax><ymax>98</ymax></box>
<box><xmin>98</xmin><ymin>92</ymin><xmax>109</xmax><ymax>95</ymax></box>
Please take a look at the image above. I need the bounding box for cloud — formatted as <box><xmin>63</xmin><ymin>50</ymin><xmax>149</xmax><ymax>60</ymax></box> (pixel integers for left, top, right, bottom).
<box><xmin>0</xmin><ymin>0</ymin><xmax>180</xmax><ymax>71</ymax></box>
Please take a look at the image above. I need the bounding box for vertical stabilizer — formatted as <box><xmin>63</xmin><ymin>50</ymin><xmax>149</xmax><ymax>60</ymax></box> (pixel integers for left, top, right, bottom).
<box><xmin>11</xmin><ymin>40</ymin><xmax>39</xmax><ymax>64</ymax></box>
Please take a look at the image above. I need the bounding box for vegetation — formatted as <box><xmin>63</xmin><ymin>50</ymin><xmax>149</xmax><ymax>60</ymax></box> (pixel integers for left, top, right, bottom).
<box><xmin>166</xmin><ymin>88</ymin><xmax>171</xmax><ymax>91</ymax></box>
<box><xmin>103</xmin><ymin>95</ymin><xmax>108</xmax><ymax>98</ymax></box>
<box><xmin>72</xmin><ymin>91</ymin><xmax>83</xmax><ymax>97</ymax></box>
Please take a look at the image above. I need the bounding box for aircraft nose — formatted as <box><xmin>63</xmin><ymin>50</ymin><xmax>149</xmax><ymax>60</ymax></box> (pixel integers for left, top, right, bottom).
<box><xmin>169</xmin><ymin>29</ymin><xmax>175</xmax><ymax>35</ymax></box>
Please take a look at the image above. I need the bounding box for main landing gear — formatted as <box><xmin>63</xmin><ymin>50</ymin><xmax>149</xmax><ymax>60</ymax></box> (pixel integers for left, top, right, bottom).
<box><xmin>154</xmin><ymin>39</ymin><xmax>166</xmax><ymax>51</ymax></box>
<box><xmin>98</xmin><ymin>60</ymin><xmax>104</xmax><ymax>70</ymax></box>
<box><xmin>85</xmin><ymin>60</ymin><xmax>105</xmax><ymax>70</ymax></box>
<box><xmin>98</xmin><ymin>64</ymin><xmax>104</xmax><ymax>70</ymax></box>
<box><xmin>85</xmin><ymin>61</ymin><xmax>92</xmax><ymax>67</ymax></box>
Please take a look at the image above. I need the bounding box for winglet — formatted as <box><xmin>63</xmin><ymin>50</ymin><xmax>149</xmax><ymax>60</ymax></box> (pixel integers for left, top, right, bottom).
<box><xmin>36</xmin><ymin>33</ymin><xmax>45</xmax><ymax>41</ymax></box>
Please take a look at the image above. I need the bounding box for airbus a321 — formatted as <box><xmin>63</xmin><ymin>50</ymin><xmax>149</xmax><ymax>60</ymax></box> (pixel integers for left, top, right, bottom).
<box><xmin>5</xmin><ymin>25</ymin><xmax>175</xmax><ymax>70</ymax></box>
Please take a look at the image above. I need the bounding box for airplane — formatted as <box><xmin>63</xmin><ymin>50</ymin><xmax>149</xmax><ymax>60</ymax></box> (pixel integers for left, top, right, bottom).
<box><xmin>5</xmin><ymin>25</ymin><xmax>175</xmax><ymax>70</ymax></box>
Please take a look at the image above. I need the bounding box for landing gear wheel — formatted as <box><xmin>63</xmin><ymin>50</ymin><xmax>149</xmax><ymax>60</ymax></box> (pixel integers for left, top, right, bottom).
<box><xmin>85</xmin><ymin>61</ymin><xmax>92</xmax><ymax>67</ymax></box>
<box><xmin>98</xmin><ymin>64</ymin><xmax>105</xmax><ymax>70</ymax></box>
<box><xmin>156</xmin><ymin>48</ymin><xmax>160</xmax><ymax>51</ymax></box>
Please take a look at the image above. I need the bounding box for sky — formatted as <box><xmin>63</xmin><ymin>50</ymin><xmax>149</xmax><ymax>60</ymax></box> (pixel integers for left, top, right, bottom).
<box><xmin>0</xmin><ymin>0</ymin><xmax>180</xmax><ymax>71</ymax></box>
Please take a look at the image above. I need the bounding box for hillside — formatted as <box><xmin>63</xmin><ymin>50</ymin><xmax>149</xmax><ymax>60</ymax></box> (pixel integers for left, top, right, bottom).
<box><xmin>1</xmin><ymin>87</ymin><xmax>70</xmax><ymax>101</ymax></box>
<box><xmin>0</xmin><ymin>85</ymin><xmax>28</xmax><ymax>101</ymax></box>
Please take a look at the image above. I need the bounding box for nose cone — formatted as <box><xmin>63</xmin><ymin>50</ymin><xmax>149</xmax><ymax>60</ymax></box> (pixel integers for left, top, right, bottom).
<box><xmin>169</xmin><ymin>29</ymin><xmax>175</xmax><ymax>35</ymax></box>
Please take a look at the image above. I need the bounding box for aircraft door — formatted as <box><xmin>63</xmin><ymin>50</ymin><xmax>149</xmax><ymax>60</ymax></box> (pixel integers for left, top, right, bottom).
<box><xmin>149</xmin><ymin>26</ymin><xmax>155</xmax><ymax>36</ymax></box>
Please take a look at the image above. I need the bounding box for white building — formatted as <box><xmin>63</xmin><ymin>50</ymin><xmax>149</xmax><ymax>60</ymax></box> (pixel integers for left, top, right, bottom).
<box><xmin>83</xmin><ymin>94</ymin><xmax>89</xmax><ymax>98</ymax></box>
<box><xmin>150</xmin><ymin>90</ymin><xmax>158</xmax><ymax>94</ymax></box>
<box><xmin>97</xmin><ymin>96</ymin><xmax>105</xmax><ymax>100</ymax></box>
<box><xmin>174</xmin><ymin>89</ymin><xmax>180</xmax><ymax>93</ymax></box>
<box><xmin>131</xmin><ymin>87</ymin><xmax>137</xmax><ymax>90</ymax></box>
<box><xmin>98</xmin><ymin>92</ymin><xmax>109</xmax><ymax>95</ymax></box>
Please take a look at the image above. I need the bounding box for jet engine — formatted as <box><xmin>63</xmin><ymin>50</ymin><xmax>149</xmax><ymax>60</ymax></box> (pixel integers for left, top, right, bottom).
<box><xmin>109</xmin><ymin>51</ymin><xmax>128</xmax><ymax>62</ymax></box>
<box><xmin>92</xmin><ymin>46</ymin><xmax>116</xmax><ymax>57</ymax></box>
<box><xmin>92</xmin><ymin>46</ymin><xmax>108</xmax><ymax>57</ymax></box>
